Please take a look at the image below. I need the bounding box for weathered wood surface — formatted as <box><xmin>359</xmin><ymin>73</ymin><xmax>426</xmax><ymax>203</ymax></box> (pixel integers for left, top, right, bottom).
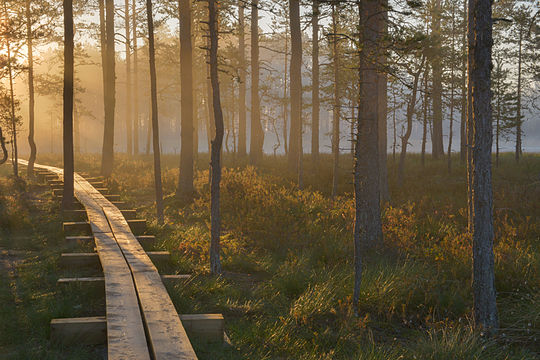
<box><xmin>20</xmin><ymin>160</ymin><xmax>198</xmax><ymax>359</ymax></box>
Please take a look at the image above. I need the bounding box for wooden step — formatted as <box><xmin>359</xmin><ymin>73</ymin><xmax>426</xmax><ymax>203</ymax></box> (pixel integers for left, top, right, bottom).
<box><xmin>58</xmin><ymin>273</ymin><xmax>188</xmax><ymax>285</ymax></box>
<box><xmin>63</xmin><ymin>209</ymin><xmax>136</xmax><ymax>221</ymax></box>
<box><xmin>105</xmin><ymin>194</ymin><xmax>121</xmax><ymax>201</ymax></box>
<box><xmin>65</xmin><ymin>235</ymin><xmax>155</xmax><ymax>247</ymax></box>
<box><xmin>61</xmin><ymin>251</ymin><xmax>171</xmax><ymax>267</ymax></box>
<box><xmin>111</xmin><ymin>201</ymin><xmax>129</xmax><ymax>209</ymax></box>
<box><xmin>128</xmin><ymin>219</ymin><xmax>147</xmax><ymax>235</ymax></box>
<box><xmin>51</xmin><ymin>314</ymin><xmax>224</xmax><ymax>345</ymax></box>
<box><xmin>63</xmin><ymin>220</ymin><xmax>146</xmax><ymax>236</ymax></box>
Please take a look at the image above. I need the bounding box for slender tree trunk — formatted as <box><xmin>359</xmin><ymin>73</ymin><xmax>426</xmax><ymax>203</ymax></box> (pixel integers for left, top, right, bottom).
<box><xmin>398</xmin><ymin>60</ymin><xmax>423</xmax><ymax>185</ymax></box>
<box><xmin>146</xmin><ymin>0</ymin><xmax>164</xmax><ymax>224</ymax></box>
<box><xmin>101</xmin><ymin>0</ymin><xmax>116</xmax><ymax>177</ymax></box>
<box><xmin>238</xmin><ymin>2</ymin><xmax>247</xmax><ymax>157</ymax></box>
<box><xmin>311</xmin><ymin>0</ymin><xmax>319</xmax><ymax>163</ymax></box>
<box><xmin>495</xmin><ymin>60</ymin><xmax>501</xmax><ymax>168</ymax></box>
<box><xmin>431</xmin><ymin>0</ymin><xmax>444</xmax><ymax>159</ymax></box>
<box><xmin>392</xmin><ymin>89</ymin><xmax>397</xmax><ymax>162</ymax></box>
<box><xmin>208</xmin><ymin>0</ymin><xmax>223</xmax><ymax>275</ymax></box>
<box><xmin>177</xmin><ymin>0</ymin><xmax>194</xmax><ymax>200</ymax></box>
<box><xmin>515</xmin><ymin>26</ymin><xmax>522</xmax><ymax>163</ymax></box>
<box><xmin>331</xmin><ymin>2</ymin><xmax>340</xmax><ymax>198</ymax></box>
<box><xmin>5</xmin><ymin>20</ymin><xmax>18</xmax><ymax>177</ymax></box>
<box><xmin>460</xmin><ymin>0</ymin><xmax>467</xmax><ymax>163</ymax></box>
<box><xmin>467</xmin><ymin>0</ymin><xmax>474</xmax><ymax>232</ymax></box>
<box><xmin>62</xmin><ymin>0</ymin><xmax>75</xmax><ymax>210</ymax></box>
<box><xmin>26</xmin><ymin>0</ymin><xmax>37</xmax><ymax>178</ymax></box>
<box><xmin>448</xmin><ymin>5</ymin><xmax>456</xmax><ymax>174</ymax></box>
<box><xmin>125</xmin><ymin>0</ymin><xmax>132</xmax><ymax>155</ymax></box>
<box><xmin>378</xmin><ymin>0</ymin><xmax>389</xmax><ymax>202</ymax></box>
<box><xmin>354</xmin><ymin>0</ymin><xmax>383</xmax><ymax>314</ymax></box>
<box><xmin>250</xmin><ymin>0</ymin><xmax>263</xmax><ymax>164</ymax></box>
<box><xmin>421</xmin><ymin>65</ymin><xmax>430</xmax><ymax>167</ymax></box>
<box><xmin>289</xmin><ymin>0</ymin><xmax>302</xmax><ymax>176</ymax></box>
<box><xmin>282</xmin><ymin>26</ymin><xmax>289</xmax><ymax>155</ymax></box>
<box><xmin>469</xmin><ymin>0</ymin><xmax>498</xmax><ymax>332</ymax></box>
<box><xmin>132</xmin><ymin>0</ymin><xmax>139</xmax><ymax>154</ymax></box>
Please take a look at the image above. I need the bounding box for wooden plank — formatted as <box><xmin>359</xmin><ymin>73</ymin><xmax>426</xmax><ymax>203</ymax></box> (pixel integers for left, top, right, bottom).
<box><xmin>130</xmin><ymin>270</ymin><xmax>198</xmax><ymax>359</ymax></box>
<box><xmin>105</xmin><ymin>194</ymin><xmax>121</xmax><ymax>201</ymax></box>
<box><xmin>61</xmin><ymin>251</ymin><xmax>170</xmax><ymax>267</ymax></box>
<box><xmin>50</xmin><ymin>315</ymin><xmax>224</xmax><ymax>345</ymax></box>
<box><xmin>63</xmin><ymin>221</ymin><xmax>91</xmax><ymax>235</ymax></box>
<box><xmin>50</xmin><ymin>317</ymin><xmax>107</xmax><ymax>345</ymax></box>
<box><xmin>93</xmin><ymin>232</ymin><xmax>151</xmax><ymax>359</ymax></box>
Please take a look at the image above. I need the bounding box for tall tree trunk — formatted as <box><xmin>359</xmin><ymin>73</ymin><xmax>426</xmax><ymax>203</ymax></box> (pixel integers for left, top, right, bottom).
<box><xmin>101</xmin><ymin>0</ymin><xmax>116</xmax><ymax>177</ymax></box>
<box><xmin>311</xmin><ymin>0</ymin><xmax>319</xmax><ymax>163</ymax></box>
<box><xmin>282</xmin><ymin>25</ymin><xmax>289</xmax><ymax>155</ymax></box>
<box><xmin>460</xmin><ymin>0</ymin><xmax>467</xmax><ymax>163</ymax></box>
<box><xmin>63</xmin><ymin>0</ymin><xmax>75</xmax><ymax>210</ymax></box>
<box><xmin>354</xmin><ymin>0</ymin><xmax>383</xmax><ymax>314</ymax></box>
<box><xmin>238</xmin><ymin>2</ymin><xmax>247</xmax><ymax>157</ymax></box>
<box><xmin>177</xmin><ymin>0</ymin><xmax>194</xmax><ymax>200</ymax></box>
<box><xmin>467</xmin><ymin>0</ymin><xmax>474</xmax><ymax>232</ymax></box>
<box><xmin>26</xmin><ymin>0</ymin><xmax>37</xmax><ymax>178</ymax></box>
<box><xmin>5</xmin><ymin>14</ymin><xmax>18</xmax><ymax>177</ymax></box>
<box><xmin>208</xmin><ymin>0</ymin><xmax>223</xmax><ymax>275</ymax></box>
<box><xmin>515</xmin><ymin>26</ymin><xmax>522</xmax><ymax>163</ymax></box>
<box><xmin>132</xmin><ymin>0</ymin><xmax>139</xmax><ymax>154</ymax></box>
<box><xmin>250</xmin><ymin>0</ymin><xmax>263</xmax><ymax>164</ymax></box>
<box><xmin>398</xmin><ymin>60</ymin><xmax>423</xmax><ymax>185</ymax></box>
<box><xmin>431</xmin><ymin>0</ymin><xmax>444</xmax><ymax>159</ymax></box>
<box><xmin>448</xmin><ymin>4</ymin><xmax>456</xmax><ymax>174</ymax></box>
<box><xmin>392</xmin><ymin>89</ymin><xmax>397</xmax><ymax>162</ymax></box>
<box><xmin>421</xmin><ymin>65</ymin><xmax>430</xmax><ymax>167</ymax></box>
<box><xmin>378</xmin><ymin>0</ymin><xmax>389</xmax><ymax>202</ymax></box>
<box><xmin>125</xmin><ymin>0</ymin><xmax>132</xmax><ymax>155</ymax></box>
<box><xmin>146</xmin><ymin>0</ymin><xmax>164</xmax><ymax>224</ymax></box>
<box><xmin>331</xmin><ymin>2</ymin><xmax>340</xmax><ymax>198</ymax></box>
<box><xmin>288</xmin><ymin>0</ymin><xmax>302</xmax><ymax>176</ymax></box>
<box><xmin>469</xmin><ymin>0</ymin><xmax>498</xmax><ymax>332</ymax></box>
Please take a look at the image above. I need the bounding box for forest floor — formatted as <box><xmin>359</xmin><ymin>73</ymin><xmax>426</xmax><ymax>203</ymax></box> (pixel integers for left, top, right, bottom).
<box><xmin>0</xmin><ymin>153</ymin><xmax>538</xmax><ymax>359</ymax></box>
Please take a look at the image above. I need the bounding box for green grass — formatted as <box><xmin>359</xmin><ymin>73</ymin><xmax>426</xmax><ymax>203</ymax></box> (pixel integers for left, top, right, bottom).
<box><xmin>1</xmin><ymin>152</ymin><xmax>539</xmax><ymax>359</ymax></box>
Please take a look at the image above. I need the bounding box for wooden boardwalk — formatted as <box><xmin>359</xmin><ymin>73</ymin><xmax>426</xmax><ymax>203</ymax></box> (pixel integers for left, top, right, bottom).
<box><xmin>19</xmin><ymin>161</ymin><xmax>215</xmax><ymax>360</ymax></box>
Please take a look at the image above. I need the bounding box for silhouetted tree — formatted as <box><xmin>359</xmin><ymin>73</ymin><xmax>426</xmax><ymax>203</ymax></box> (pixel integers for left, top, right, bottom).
<box><xmin>62</xmin><ymin>0</ymin><xmax>75</xmax><ymax>210</ymax></box>
<box><xmin>250</xmin><ymin>0</ymin><xmax>263</xmax><ymax>164</ymax></box>
<box><xmin>208</xmin><ymin>0</ymin><xmax>223</xmax><ymax>275</ymax></box>
<box><xmin>101</xmin><ymin>0</ymin><xmax>115</xmax><ymax>177</ymax></box>
<box><xmin>146</xmin><ymin>0</ymin><xmax>164</xmax><ymax>224</ymax></box>
<box><xmin>238</xmin><ymin>1</ymin><xmax>247</xmax><ymax>157</ymax></box>
<box><xmin>469</xmin><ymin>0</ymin><xmax>498</xmax><ymax>333</ymax></box>
<box><xmin>177</xmin><ymin>0</ymin><xmax>195</xmax><ymax>200</ymax></box>
<box><xmin>288</xmin><ymin>0</ymin><xmax>302</xmax><ymax>178</ymax></box>
<box><xmin>311</xmin><ymin>0</ymin><xmax>320</xmax><ymax>164</ymax></box>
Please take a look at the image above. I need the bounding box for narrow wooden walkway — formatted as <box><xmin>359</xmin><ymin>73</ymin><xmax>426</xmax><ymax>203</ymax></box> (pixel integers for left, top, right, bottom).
<box><xmin>20</xmin><ymin>160</ymin><xmax>201</xmax><ymax>360</ymax></box>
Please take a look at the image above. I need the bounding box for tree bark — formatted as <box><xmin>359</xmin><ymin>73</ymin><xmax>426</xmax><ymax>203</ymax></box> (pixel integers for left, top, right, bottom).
<box><xmin>282</xmin><ymin>25</ymin><xmax>289</xmax><ymax>155</ymax></box>
<box><xmin>331</xmin><ymin>2</ymin><xmax>340</xmax><ymax>198</ymax></box>
<box><xmin>250</xmin><ymin>0</ymin><xmax>263</xmax><ymax>164</ymax></box>
<box><xmin>125</xmin><ymin>0</ymin><xmax>132</xmax><ymax>156</ymax></box>
<box><xmin>132</xmin><ymin>0</ymin><xmax>139</xmax><ymax>154</ymax></box>
<box><xmin>515</xmin><ymin>26</ymin><xmax>522</xmax><ymax>163</ymax></box>
<box><xmin>431</xmin><ymin>0</ymin><xmax>444</xmax><ymax>159</ymax></box>
<box><xmin>62</xmin><ymin>0</ymin><xmax>75</xmax><ymax>210</ymax></box>
<box><xmin>177</xmin><ymin>0</ymin><xmax>194</xmax><ymax>200</ymax></box>
<box><xmin>26</xmin><ymin>0</ymin><xmax>37</xmax><ymax>178</ymax></box>
<box><xmin>101</xmin><ymin>0</ymin><xmax>116</xmax><ymax>177</ymax></box>
<box><xmin>146</xmin><ymin>0</ymin><xmax>164</xmax><ymax>224</ymax></box>
<box><xmin>238</xmin><ymin>2</ymin><xmax>247</xmax><ymax>157</ymax></box>
<box><xmin>288</xmin><ymin>0</ymin><xmax>302</xmax><ymax>175</ymax></box>
<box><xmin>421</xmin><ymin>64</ymin><xmax>430</xmax><ymax>167</ymax></box>
<box><xmin>208</xmin><ymin>0</ymin><xmax>223</xmax><ymax>275</ymax></box>
<box><xmin>378</xmin><ymin>0</ymin><xmax>389</xmax><ymax>202</ymax></box>
<box><xmin>311</xmin><ymin>0</ymin><xmax>319</xmax><ymax>163</ymax></box>
<box><xmin>460</xmin><ymin>0</ymin><xmax>467</xmax><ymax>163</ymax></box>
<box><xmin>354</xmin><ymin>0</ymin><xmax>383</xmax><ymax>314</ymax></box>
<box><xmin>469</xmin><ymin>0</ymin><xmax>498</xmax><ymax>333</ymax></box>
